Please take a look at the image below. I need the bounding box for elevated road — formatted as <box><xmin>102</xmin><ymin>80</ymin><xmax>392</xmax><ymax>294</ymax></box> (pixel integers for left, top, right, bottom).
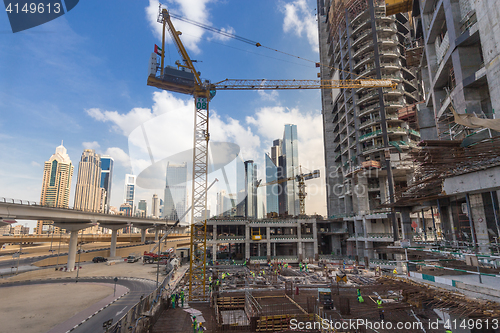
<box><xmin>0</xmin><ymin>200</ymin><xmax>184</xmax><ymax>271</ymax></box>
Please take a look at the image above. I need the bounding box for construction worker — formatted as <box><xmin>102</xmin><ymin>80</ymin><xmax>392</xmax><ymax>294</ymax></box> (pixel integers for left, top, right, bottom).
<box><xmin>175</xmin><ymin>293</ymin><xmax>179</xmax><ymax>308</ymax></box>
<box><xmin>299</xmin><ymin>262</ymin><xmax>303</xmax><ymax>272</ymax></box>
<box><xmin>356</xmin><ymin>289</ymin><xmax>361</xmax><ymax>296</ymax></box>
<box><xmin>222</xmin><ymin>272</ymin><xmax>225</xmax><ymax>280</ymax></box>
<box><xmin>305</xmin><ymin>263</ymin><xmax>309</xmax><ymax>272</ymax></box>
<box><xmin>198</xmin><ymin>322</ymin><xmax>205</xmax><ymax>332</ymax></box>
<box><xmin>192</xmin><ymin>316</ymin><xmax>197</xmax><ymax>333</ymax></box>
<box><xmin>357</xmin><ymin>295</ymin><xmax>364</xmax><ymax>303</ymax></box>
<box><xmin>393</xmin><ymin>268</ymin><xmax>398</xmax><ymax>275</ymax></box>
<box><xmin>208</xmin><ymin>276</ymin><xmax>212</xmax><ymax>284</ymax></box>
<box><xmin>377</xmin><ymin>297</ymin><xmax>384</xmax><ymax>320</ymax></box>
<box><xmin>376</xmin><ymin>266</ymin><xmax>380</xmax><ymax>276</ymax></box>
<box><xmin>180</xmin><ymin>290</ymin><xmax>185</xmax><ymax>308</ymax></box>
<box><xmin>171</xmin><ymin>294</ymin><xmax>176</xmax><ymax>309</ymax></box>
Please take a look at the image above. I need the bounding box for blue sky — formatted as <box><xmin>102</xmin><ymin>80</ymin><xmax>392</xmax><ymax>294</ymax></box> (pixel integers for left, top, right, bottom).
<box><xmin>0</xmin><ymin>0</ymin><xmax>326</xmax><ymax>229</ymax></box>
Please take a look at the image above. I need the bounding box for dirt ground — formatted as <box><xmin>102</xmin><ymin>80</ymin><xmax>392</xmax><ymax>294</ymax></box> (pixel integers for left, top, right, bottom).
<box><xmin>1</xmin><ymin>259</ymin><xmax>178</xmax><ymax>283</ymax></box>
<box><xmin>0</xmin><ymin>283</ymin><xmax>113</xmax><ymax>333</ymax></box>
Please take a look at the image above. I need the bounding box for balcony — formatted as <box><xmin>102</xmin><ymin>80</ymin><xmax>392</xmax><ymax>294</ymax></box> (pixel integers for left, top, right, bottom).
<box><xmin>362</xmin><ymin>144</ymin><xmax>384</xmax><ymax>153</ymax></box>
<box><xmin>360</xmin><ymin>116</ymin><xmax>381</xmax><ymax>129</ymax></box>
<box><xmin>271</xmin><ymin>234</ymin><xmax>298</xmax><ymax>240</ymax></box>
<box><xmin>217</xmin><ymin>235</ymin><xmax>245</xmax><ymax>241</ymax></box>
<box><xmin>359</xmin><ymin>129</ymin><xmax>382</xmax><ymax>141</ymax></box>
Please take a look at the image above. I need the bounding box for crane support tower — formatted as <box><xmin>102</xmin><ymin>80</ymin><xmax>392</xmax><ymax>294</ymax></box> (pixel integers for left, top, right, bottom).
<box><xmin>146</xmin><ymin>6</ymin><xmax>396</xmax><ymax>301</ymax></box>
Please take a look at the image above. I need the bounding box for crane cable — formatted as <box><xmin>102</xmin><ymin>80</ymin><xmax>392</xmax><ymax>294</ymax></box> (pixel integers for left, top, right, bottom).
<box><xmin>168</xmin><ymin>12</ymin><xmax>375</xmax><ymax>82</ymax></box>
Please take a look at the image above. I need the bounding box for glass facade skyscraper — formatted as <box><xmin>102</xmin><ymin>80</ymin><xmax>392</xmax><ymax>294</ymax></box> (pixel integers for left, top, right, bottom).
<box><xmin>265</xmin><ymin>153</ymin><xmax>279</xmax><ymax>216</ymax></box>
<box><xmin>163</xmin><ymin>162</ymin><xmax>187</xmax><ymax>222</ymax></box>
<box><xmin>124</xmin><ymin>174</ymin><xmax>135</xmax><ymax>209</ymax></box>
<box><xmin>74</xmin><ymin>149</ymin><xmax>103</xmax><ymax>213</ymax></box>
<box><xmin>244</xmin><ymin>160</ymin><xmax>257</xmax><ymax>218</ymax></box>
<box><xmin>100</xmin><ymin>156</ymin><xmax>113</xmax><ymax>213</ymax></box>
<box><xmin>282</xmin><ymin>124</ymin><xmax>299</xmax><ymax>216</ymax></box>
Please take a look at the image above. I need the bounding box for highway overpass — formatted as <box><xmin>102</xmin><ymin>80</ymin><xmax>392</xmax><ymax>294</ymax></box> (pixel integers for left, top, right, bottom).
<box><xmin>0</xmin><ymin>200</ymin><xmax>181</xmax><ymax>271</ymax></box>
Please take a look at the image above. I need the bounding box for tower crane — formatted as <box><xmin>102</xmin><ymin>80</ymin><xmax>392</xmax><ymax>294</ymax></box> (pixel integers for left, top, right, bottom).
<box><xmin>257</xmin><ymin>168</ymin><xmax>320</xmax><ymax>216</ymax></box>
<box><xmin>146</xmin><ymin>7</ymin><xmax>396</xmax><ymax>301</ymax></box>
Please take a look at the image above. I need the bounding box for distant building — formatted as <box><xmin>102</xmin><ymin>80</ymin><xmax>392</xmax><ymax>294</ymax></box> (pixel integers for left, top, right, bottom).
<box><xmin>216</xmin><ymin>190</ymin><xmax>238</xmax><ymax>217</ymax></box>
<box><xmin>12</xmin><ymin>225</ymin><xmax>29</xmax><ymax>235</ymax></box>
<box><xmin>138</xmin><ymin>199</ymin><xmax>147</xmax><ymax>217</ymax></box>
<box><xmin>244</xmin><ymin>160</ymin><xmax>258</xmax><ymax>218</ymax></box>
<box><xmin>100</xmin><ymin>156</ymin><xmax>114</xmax><ymax>213</ymax></box>
<box><xmin>74</xmin><ymin>149</ymin><xmax>103</xmax><ymax>213</ymax></box>
<box><xmin>37</xmin><ymin>142</ymin><xmax>74</xmax><ymax>234</ymax></box>
<box><xmin>124</xmin><ymin>174</ymin><xmax>136</xmax><ymax>208</ymax></box>
<box><xmin>119</xmin><ymin>203</ymin><xmax>132</xmax><ymax>217</ymax></box>
<box><xmin>152</xmin><ymin>194</ymin><xmax>160</xmax><ymax>218</ymax></box>
<box><xmin>266</xmin><ymin>125</ymin><xmax>300</xmax><ymax>216</ymax></box>
<box><xmin>163</xmin><ymin>162</ymin><xmax>187</xmax><ymax>221</ymax></box>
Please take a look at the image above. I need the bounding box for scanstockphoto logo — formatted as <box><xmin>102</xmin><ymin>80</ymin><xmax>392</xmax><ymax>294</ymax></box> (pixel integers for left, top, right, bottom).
<box><xmin>4</xmin><ymin>0</ymin><xmax>79</xmax><ymax>33</ymax></box>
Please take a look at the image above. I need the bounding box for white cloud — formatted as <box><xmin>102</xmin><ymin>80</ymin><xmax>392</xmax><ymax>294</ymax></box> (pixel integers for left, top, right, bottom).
<box><xmin>31</xmin><ymin>161</ymin><xmax>41</xmax><ymax>167</ymax></box>
<box><xmin>146</xmin><ymin>0</ymin><xmax>213</xmax><ymax>54</ymax></box>
<box><xmin>257</xmin><ymin>90</ymin><xmax>279</xmax><ymax>102</ymax></box>
<box><xmin>208</xmin><ymin>26</ymin><xmax>236</xmax><ymax>42</ymax></box>
<box><xmin>85</xmin><ymin>107</ymin><xmax>155</xmax><ymax>136</ymax></box>
<box><xmin>82</xmin><ymin>141</ymin><xmax>100</xmax><ymax>150</ymax></box>
<box><xmin>104</xmin><ymin>147</ymin><xmax>131</xmax><ymax>168</ymax></box>
<box><xmin>281</xmin><ymin>0</ymin><xmax>319</xmax><ymax>52</ymax></box>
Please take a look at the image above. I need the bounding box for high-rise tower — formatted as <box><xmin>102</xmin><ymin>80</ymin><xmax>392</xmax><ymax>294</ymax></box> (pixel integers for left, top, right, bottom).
<box><xmin>100</xmin><ymin>156</ymin><xmax>113</xmax><ymax>213</ymax></box>
<box><xmin>74</xmin><ymin>149</ymin><xmax>103</xmax><ymax>213</ymax></box>
<box><xmin>152</xmin><ymin>194</ymin><xmax>160</xmax><ymax>218</ymax></box>
<box><xmin>37</xmin><ymin>142</ymin><xmax>74</xmax><ymax>234</ymax></box>
<box><xmin>124</xmin><ymin>174</ymin><xmax>136</xmax><ymax>210</ymax></box>
<box><xmin>163</xmin><ymin>162</ymin><xmax>187</xmax><ymax>221</ymax></box>
<box><xmin>317</xmin><ymin>0</ymin><xmax>419</xmax><ymax>257</ymax></box>
<box><xmin>282</xmin><ymin>124</ymin><xmax>299</xmax><ymax>216</ymax></box>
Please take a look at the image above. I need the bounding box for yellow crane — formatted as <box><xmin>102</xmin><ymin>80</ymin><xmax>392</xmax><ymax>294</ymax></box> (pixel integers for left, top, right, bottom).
<box><xmin>257</xmin><ymin>168</ymin><xmax>320</xmax><ymax>216</ymax></box>
<box><xmin>147</xmin><ymin>7</ymin><xmax>396</xmax><ymax>301</ymax></box>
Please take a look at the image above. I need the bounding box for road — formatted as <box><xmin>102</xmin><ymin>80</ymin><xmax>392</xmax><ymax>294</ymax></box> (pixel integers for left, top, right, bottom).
<box><xmin>0</xmin><ymin>277</ymin><xmax>157</xmax><ymax>333</ymax></box>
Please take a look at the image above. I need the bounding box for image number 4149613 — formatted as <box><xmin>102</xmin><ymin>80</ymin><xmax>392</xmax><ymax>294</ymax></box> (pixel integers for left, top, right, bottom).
<box><xmin>4</xmin><ymin>0</ymin><xmax>79</xmax><ymax>33</ymax></box>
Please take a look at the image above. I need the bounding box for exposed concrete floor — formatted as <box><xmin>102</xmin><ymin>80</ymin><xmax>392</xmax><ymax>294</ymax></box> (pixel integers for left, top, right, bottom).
<box><xmin>0</xmin><ymin>283</ymin><xmax>113</xmax><ymax>333</ymax></box>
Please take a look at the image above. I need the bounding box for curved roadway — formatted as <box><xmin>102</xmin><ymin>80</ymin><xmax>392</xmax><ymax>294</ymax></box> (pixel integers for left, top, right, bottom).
<box><xmin>0</xmin><ymin>277</ymin><xmax>158</xmax><ymax>333</ymax></box>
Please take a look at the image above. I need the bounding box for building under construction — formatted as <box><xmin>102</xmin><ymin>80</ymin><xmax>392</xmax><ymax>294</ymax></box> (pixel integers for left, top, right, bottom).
<box><xmin>317</xmin><ymin>0</ymin><xmax>500</xmax><ymax>260</ymax></box>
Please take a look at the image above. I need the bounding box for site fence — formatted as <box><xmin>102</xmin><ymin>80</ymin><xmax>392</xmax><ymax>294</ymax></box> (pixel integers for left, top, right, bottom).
<box><xmin>108</xmin><ymin>270</ymin><xmax>175</xmax><ymax>333</ymax></box>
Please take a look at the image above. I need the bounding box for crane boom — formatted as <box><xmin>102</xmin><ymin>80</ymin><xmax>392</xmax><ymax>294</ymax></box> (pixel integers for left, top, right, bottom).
<box><xmin>213</xmin><ymin>79</ymin><xmax>397</xmax><ymax>90</ymax></box>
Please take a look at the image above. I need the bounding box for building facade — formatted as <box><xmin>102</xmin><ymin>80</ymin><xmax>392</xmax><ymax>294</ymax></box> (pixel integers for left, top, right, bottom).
<box><xmin>163</xmin><ymin>162</ymin><xmax>187</xmax><ymax>221</ymax></box>
<box><xmin>152</xmin><ymin>194</ymin><xmax>160</xmax><ymax>218</ymax></box>
<box><xmin>37</xmin><ymin>142</ymin><xmax>74</xmax><ymax>234</ymax></box>
<box><xmin>138</xmin><ymin>199</ymin><xmax>147</xmax><ymax>217</ymax></box>
<box><xmin>100</xmin><ymin>155</ymin><xmax>113</xmax><ymax>213</ymax></box>
<box><xmin>317</xmin><ymin>0</ymin><xmax>419</xmax><ymax>257</ymax></box>
<box><xmin>74</xmin><ymin>149</ymin><xmax>103</xmax><ymax>213</ymax></box>
<box><xmin>124</xmin><ymin>174</ymin><xmax>136</xmax><ymax>211</ymax></box>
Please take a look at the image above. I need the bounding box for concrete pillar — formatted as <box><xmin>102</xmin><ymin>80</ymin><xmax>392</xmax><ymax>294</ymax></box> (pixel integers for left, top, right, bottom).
<box><xmin>312</xmin><ymin>220</ymin><xmax>318</xmax><ymax>258</ymax></box>
<box><xmin>448</xmin><ymin>203</ymin><xmax>457</xmax><ymax>243</ymax></box>
<box><xmin>401</xmin><ymin>208</ymin><xmax>413</xmax><ymax>242</ymax></box>
<box><xmin>212</xmin><ymin>244</ymin><xmax>217</xmax><ymax>262</ymax></box>
<box><xmin>469</xmin><ymin>193</ymin><xmax>490</xmax><ymax>253</ymax></box>
<box><xmin>297</xmin><ymin>221</ymin><xmax>303</xmax><ymax>260</ymax></box>
<box><xmin>111</xmin><ymin>229</ymin><xmax>118</xmax><ymax>257</ymax></box>
<box><xmin>155</xmin><ymin>229</ymin><xmax>159</xmax><ymax>242</ymax></box>
<box><xmin>364</xmin><ymin>241</ymin><xmax>374</xmax><ymax>259</ymax></box>
<box><xmin>141</xmin><ymin>228</ymin><xmax>146</xmax><ymax>243</ymax></box>
<box><xmin>245</xmin><ymin>224</ymin><xmax>250</xmax><ymax>259</ymax></box>
<box><xmin>67</xmin><ymin>230</ymin><xmax>79</xmax><ymax>272</ymax></box>
<box><xmin>266</xmin><ymin>227</ymin><xmax>271</xmax><ymax>259</ymax></box>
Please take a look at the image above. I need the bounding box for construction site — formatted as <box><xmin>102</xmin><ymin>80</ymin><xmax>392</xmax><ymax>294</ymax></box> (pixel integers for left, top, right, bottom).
<box><xmin>149</xmin><ymin>257</ymin><xmax>500</xmax><ymax>333</ymax></box>
<box><xmin>131</xmin><ymin>0</ymin><xmax>500</xmax><ymax>331</ymax></box>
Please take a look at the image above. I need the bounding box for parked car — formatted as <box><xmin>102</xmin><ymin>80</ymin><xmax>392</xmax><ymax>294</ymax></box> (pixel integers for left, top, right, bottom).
<box><xmin>92</xmin><ymin>256</ymin><xmax>107</xmax><ymax>263</ymax></box>
<box><xmin>127</xmin><ymin>255</ymin><xmax>139</xmax><ymax>263</ymax></box>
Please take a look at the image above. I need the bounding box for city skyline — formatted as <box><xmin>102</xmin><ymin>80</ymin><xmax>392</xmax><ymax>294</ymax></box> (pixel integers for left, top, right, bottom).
<box><xmin>1</xmin><ymin>0</ymin><xmax>326</xmax><ymax>231</ymax></box>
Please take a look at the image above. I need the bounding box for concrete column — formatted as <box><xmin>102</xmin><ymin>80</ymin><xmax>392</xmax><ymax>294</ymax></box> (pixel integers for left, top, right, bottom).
<box><xmin>364</xmin><ymin>241</ymin><xmax>374</xmax><ymax>259</ymax></box>
<box><xmin>110</xmin><ymin>229</ymin><xmax>118</xmax><ymax>257</ymax></box>
<box><xmin>155</xmin><ymin>229</ymin><xmax>159</xmax><ymax>242</ymax></box>
<box><xmin>448</xmin><ymin>204</ymin><xmax>457</xmax><ymax>243</ymax></box>
<box><xmin>141</xmin><ymin>228</ymin><xmax>146</xmax><ymax>243</ymax></box>
<box><xmin>212</xmin><ymin>244</ymin><xmax>217</xmax><ymax>262</ymax></box>
<box><xmin>469</xmin><ymin>193</ymin><xmax>490</xmax><ymax>253</ymax></box>
<box><xmin>297</xmin><ymin>221</ymin><xmax>303</xmax><ymax>260</ymax></box>
<box><xmin>245</xmin><ymin>224</ymin><xmax>250</xmax><ymax>259</ymax></box>
<box><xmin>312</xmin><ymin>220</ymin><xmax>318</xmax><ymax>259</ymax></box>
<box><xmin>266</xmin><ymin>227</ymin><xmax>271</xmax><ymax>259</ymax></box>
<box><xmin>67</xmin><ymin>230</ymin><xmax>79</xmax><ymax>272</ymax></box>
<box><xmin>401</xmin><ymin>208</ymin><xmax>413</xmax><ymax>242</ymax></box>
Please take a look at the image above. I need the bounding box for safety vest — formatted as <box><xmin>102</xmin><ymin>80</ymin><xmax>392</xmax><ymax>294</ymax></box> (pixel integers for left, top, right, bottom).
<box><xmin>209</xmin><ymin>277</ymin><xmax>212</xmax><ymax>283</ymax></box>
<box><xmin>445</xmin><ymin>330</ymin><xmax>452</xmax><ymax>333</ymax></box>
<box><xmin>393</xmin><ymin>269</ymin><xmax>397</xmax><ymax>274</ymax></box>
<box><xmin>358</xmin><ymin>296</ymin><xmax>364</xmax><ymax>303</ymax></box>
<box><xmin>377</xmin><ymin>299</ymin><xmax>383</xmax><ymax>308</ymax></box>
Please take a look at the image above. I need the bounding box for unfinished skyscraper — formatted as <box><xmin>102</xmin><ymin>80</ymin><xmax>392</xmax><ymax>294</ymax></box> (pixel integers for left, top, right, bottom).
<box><xmin>317</xmin><ymin>0</ymin><xmax>420</xmax><ymax>257</ymax></box>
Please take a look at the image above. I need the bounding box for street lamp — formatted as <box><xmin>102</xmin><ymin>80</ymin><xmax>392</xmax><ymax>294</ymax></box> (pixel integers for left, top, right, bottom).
<box><xmin>76</xmin><ymin>229</ymin><xmax>83</xmax><ymax>282</ymax></box>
